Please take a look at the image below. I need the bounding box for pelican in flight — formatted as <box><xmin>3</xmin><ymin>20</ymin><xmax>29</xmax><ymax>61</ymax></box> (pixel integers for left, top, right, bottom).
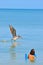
<box><xmin>9</xmin><ymin>25</ymin><xmax>22</xmax><ymax>40</ymax></box>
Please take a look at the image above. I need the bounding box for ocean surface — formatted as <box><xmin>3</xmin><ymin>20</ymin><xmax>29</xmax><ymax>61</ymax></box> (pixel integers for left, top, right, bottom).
<box><xmin>0</xmin><ymin>9</ymin><xmax>43</xmax><ymax>65</ymax></box>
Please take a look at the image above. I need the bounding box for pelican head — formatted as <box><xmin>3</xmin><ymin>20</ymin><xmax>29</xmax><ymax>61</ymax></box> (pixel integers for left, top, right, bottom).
<box><xmin>18</xmin><ymin>35</ymin><xmax>22</xmax><ymax>39</ymax></box>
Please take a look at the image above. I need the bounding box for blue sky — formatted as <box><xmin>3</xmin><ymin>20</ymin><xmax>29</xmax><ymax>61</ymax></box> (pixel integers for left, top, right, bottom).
<box><xmin>0</xmin><ymin>0</ymin><xmax>43</xmax><ymax>9</ymax></box>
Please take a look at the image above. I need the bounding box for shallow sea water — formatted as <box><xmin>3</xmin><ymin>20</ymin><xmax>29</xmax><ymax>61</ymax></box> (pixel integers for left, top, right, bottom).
<box><xmin>0</xmin><ymin>9</ymin><xmax>43</xmax><ymax>65</ymax></box>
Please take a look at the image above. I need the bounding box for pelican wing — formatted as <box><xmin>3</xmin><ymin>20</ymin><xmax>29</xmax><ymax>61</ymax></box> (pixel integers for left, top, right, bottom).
<box><xmin>9</xmin><ymin>25</ymin><xmax>16</xmax><ymax>37</ymax></box>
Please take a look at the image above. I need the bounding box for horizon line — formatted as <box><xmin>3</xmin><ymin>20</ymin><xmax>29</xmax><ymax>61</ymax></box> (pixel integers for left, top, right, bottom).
<box><xmin>0</xmin><ymin>8</ymin><xmax>43</xmax><ymax>10</ymax></box>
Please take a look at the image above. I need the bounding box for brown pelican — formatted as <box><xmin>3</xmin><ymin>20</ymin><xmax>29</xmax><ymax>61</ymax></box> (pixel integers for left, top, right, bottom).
<box><xmin>9</xmin><ymin>25</ymin><xmax>22</xmax><ymax>40</ymax></box>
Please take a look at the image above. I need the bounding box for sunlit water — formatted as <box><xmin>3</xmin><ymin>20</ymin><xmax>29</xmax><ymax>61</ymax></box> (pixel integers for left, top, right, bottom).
<box><xmin>0</xmin><ymin>9</ymin><xmax>43</xmax><ymax>65</ymax></box>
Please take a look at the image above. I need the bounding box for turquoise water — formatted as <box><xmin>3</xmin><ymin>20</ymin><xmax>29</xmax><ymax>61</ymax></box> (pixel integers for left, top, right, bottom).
<box><xmin>0</xmin><ymin>9</ymin><xmax>43</xmax><ymax>65</ymax></box>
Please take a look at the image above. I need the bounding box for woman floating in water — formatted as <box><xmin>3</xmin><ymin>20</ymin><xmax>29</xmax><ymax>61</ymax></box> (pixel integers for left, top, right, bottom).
<box><xmin>28</xmin><ymin>49</ymin><xmax>36</xmax><ymax>61</ymax></box>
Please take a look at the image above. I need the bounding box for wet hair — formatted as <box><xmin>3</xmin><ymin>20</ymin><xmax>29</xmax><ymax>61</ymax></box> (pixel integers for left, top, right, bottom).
<box><xmin>30</xmin><ymin>49</ymin><xmax>35</xmax><ymax>55</ymax></box>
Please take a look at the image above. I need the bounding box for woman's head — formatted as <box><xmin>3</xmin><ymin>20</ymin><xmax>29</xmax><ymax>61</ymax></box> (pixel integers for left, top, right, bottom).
<box><xmin>30</xmin><ymin>49</ymin><xmax>35</xmax><ymax>55</ymax></box>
